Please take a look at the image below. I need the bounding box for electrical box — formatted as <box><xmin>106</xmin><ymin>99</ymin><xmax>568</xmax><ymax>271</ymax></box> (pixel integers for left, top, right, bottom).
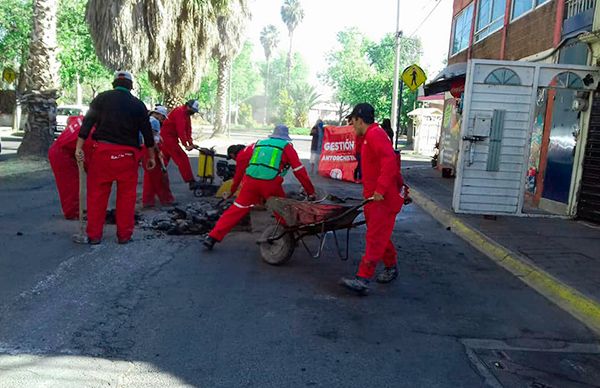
<box><xmin>473</xmin><ymin>115</ymin><xmax>492</xmax><ymax>137</ymax></box>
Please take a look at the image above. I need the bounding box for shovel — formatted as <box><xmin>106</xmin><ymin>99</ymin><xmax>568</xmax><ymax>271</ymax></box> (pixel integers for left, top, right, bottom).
<box><xmin>72</xmin><ymin>159</ymin><xmax>88</xmax><ymax>244</ymax></box>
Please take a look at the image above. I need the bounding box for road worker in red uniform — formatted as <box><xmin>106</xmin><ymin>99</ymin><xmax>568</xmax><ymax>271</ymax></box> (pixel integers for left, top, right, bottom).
<box><xmin>340</xmin><ymin>103</ymin><xmax>405</xmax><ymax>295</ymax></box>
<box><xmin>203</xmin><ymin>125</ymin><xmax>316</xmax><ymax>250</ymax></box>
<box><xmin>160</xmin><ymin>100</ymin><xmax>200</xmax><ymax>189</ymax></box>
<box><xmin>48</xmin><ymin>116</ymin><xmax>92</xmax><ymax>219</ymax></box>
<box><xmin>75</xmin><ymin>71</ymin><xmax>156</xmax><ymax>244</ymax></box>
<box><xmin>142</xmin><ymin>105</ymin><xmax>176</xmax><ymax>208</ymax></box>
<box><xmin>224</xmin><ymin>143</ymin><xmax>253</xmax><ymax>197</ymax></box>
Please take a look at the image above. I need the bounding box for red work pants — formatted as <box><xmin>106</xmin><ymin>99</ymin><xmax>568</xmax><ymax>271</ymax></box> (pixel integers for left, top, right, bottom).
<box><xmin>142</xmin><ymin>148</ymin><xmax>175</xmax><ymax>207</ymax></box>
<box><xmin>209</xmin><ymin>176</ymin><xmax>285</xmax><ymax>242</ymax></box>
<box><xmin>161</xmin><ymin>135</ymin><xmax>194</xmax><ymax>183</ymax></box>
<box><xmin>356</xmin><ymin>201</ymin><xmax>402</xmax><ymax>279</ymax></box>
<box><xmin>48</xmin><ymin>146</ymin><xmax>79</xmax><ymax>219</ymax></box>
<box><xmin>86</xmin><ymin>143</ymin><xmax>140</xmax><ymax>241</ymax></box>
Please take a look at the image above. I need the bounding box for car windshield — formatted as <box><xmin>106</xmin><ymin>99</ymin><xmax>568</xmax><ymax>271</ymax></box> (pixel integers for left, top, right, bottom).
<box><xmin>57</xmin><ymin>108</ymin><xmax>82</xmax><ymax>116</ymax></box>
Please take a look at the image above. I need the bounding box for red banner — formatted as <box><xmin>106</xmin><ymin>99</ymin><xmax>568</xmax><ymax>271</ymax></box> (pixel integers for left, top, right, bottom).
<box><xmin>318</xmin><ymin>126</ymin><xmax>358</xmax><ymax>183</ymax></box>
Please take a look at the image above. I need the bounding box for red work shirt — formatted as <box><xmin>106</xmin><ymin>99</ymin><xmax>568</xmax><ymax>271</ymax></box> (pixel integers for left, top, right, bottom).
<box><xmin>355</xmin><ymin>134</ymin><xmax>365</xmax><ymax>156</ymax></box>
<box><xmin>161</xmin><ymin>105</ymin><xmax>193</xmax><ymax>146</ymax></box>
<box><xmin>234</xmin><ymin>141</ymin><xmax>315</xmax><ymax>196</ymax></box>
<box><xmin>230</xmin><ymin>144</ymin><xmax>255</xmax><ymax>194</ymax></box>
<box><xmin>360</xmin><ymin>123</ymin><xmax>404</xmax><ymax>211</ymax></box>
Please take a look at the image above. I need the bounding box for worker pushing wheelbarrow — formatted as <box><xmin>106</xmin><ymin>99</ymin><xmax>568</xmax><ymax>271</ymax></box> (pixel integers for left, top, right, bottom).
<box><xmin>257</xmin><ymin>196</ymin><xmax>373</xmax><ymax>265</ymax></box>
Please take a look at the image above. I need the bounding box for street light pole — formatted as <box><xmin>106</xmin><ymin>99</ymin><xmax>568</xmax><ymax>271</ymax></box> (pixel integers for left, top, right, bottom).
<box><xmin>390</xmin><ymin>0</ymin><xmax>402</xmax><ymax>143</ymax></box>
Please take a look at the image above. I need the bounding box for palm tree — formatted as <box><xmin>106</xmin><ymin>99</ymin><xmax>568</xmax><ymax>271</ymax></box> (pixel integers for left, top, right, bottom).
<box><xmin>85</xmin><ymin>0</ymin><xmax>228</xmax><ymax>108</ymax></box>
<box><xmin>17</xmin><ymin>0</ymin><xmax>59</xmax><ymax>157</ymax></box>
<box><xmin>280</xmin><ymin>0</ymin><xmax>304</xmax><ymax>87</ymax></box>
<box><xmin>291</xmin><ymin>84</ymin><xmax>320</xmax><ymax>127</ymax></box>
<box><xmin>259</xmin><ymin>24</ymin><xmax>279</xmax><ymax>124</ymax></box>
<box><xmin>212</xmin><ymin>0</ymin><xmax>250</xmax><ymax>136</ymax></box>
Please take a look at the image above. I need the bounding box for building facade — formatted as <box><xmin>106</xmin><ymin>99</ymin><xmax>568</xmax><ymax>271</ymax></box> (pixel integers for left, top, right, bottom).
<box><xmin>427</xmin><ymin>0</ymin><xmax>600</xmax><ymax>222</ymax></box>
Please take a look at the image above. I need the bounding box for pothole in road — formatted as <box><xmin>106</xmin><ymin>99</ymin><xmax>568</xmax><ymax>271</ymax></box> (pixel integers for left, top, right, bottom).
<box><xmin>463</xmin><ymin>339</ymin><xmax>600</xmax><ymax>387</ymax></box>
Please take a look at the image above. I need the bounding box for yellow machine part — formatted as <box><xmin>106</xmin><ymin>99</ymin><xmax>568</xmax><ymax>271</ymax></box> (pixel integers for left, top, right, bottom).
<box><xmin>215</xmin><ymin>179</ymin><xmax>241</xmax><ymax>198</ymax></box>
<box><xmin>197</xmin><ymin>151</ymin><xmax>214</xmax><ymax>179</ymax></box>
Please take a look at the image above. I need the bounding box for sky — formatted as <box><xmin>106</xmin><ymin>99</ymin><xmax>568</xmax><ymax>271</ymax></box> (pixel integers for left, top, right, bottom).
<box><xmin>245</xmin><ymin>0</ymin><xmax>453</xmax><ymax>98</ymax></box>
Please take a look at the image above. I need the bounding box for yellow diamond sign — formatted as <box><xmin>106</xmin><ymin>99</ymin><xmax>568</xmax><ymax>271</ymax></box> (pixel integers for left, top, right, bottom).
<box><xmin>2</xmin><ymin>68</ymin><xmax>16</xmax><ymax>84</ymax></box>
<box><xmin>402</xmin><ymin>64</ymin><xmax>426</xmax><ymax>92</ymax></box>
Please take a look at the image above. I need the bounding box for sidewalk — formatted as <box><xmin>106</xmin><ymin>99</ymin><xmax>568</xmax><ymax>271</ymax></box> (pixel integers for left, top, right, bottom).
<box><xmin>403</xmin><ymin>160</ymin><xmax>600</xmax><ymax>334</ymax></box>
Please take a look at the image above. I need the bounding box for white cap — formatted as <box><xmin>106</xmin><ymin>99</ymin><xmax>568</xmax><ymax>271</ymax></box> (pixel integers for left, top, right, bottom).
<box><xmin>114</xmin><ymin>70</ymin><xmax>134</xmax><ymax>83</ymax></box>
<box><xmin>151</xmin><ymin>105</ymin><xmax>168</xmax><ymax>118</ymax></box>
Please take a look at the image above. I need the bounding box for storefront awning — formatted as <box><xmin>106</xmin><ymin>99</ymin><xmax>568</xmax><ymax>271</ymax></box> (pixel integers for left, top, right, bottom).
<box><xmin>424</xmin><ymin>62</ymin><xmax>467</xmax><ymax>96</ymax></box>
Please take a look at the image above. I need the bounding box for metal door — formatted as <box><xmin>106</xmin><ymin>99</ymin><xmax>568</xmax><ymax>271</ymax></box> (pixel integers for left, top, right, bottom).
<box><xmin>453</xmin><ymin>59</ymin><xmax>599</xmax><ymax>215</ymax></box>
<box><xmin>578</xmin><ymin>92</ymin><xmax>600</xmax><ymax>222</ymax></box>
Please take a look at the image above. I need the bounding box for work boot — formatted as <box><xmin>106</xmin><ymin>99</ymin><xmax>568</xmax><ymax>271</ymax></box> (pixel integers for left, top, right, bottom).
<box><xmin>88</xmin><ymin>238</ymin><xmax>101</xmax><ymax>245</ymax></box>
<box><xmin>188</xmin><ymin>180</ymin><xmax>199</xmax><ymax>190</ymax></box>
<box><xmin>376</xmin><ymin>266</ymin><xmax>398</xmax><ymax>284</ymax></box>
<box><xmin>118</xmin><ymin>238</ymin><xmax>131</xmax><ymax>245</ymax></box>
<box><xmin>203</xmin><ymin>235</ymin><xmax>217</xmax><ymax>250</ymax></box>
<box><xmin>339</xmin><ymin>277</ymin><xmax>370</xmax><ymax>295</ymax></box>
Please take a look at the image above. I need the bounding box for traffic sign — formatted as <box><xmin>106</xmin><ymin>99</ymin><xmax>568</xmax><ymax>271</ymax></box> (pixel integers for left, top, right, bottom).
<box><xmin>2</xmin><ymin>67</ymin><xmax>16</xmax><ymax>84</ymax></box>
<box><xmin>402</xmin><ymin>64</ymin><xmax>426</xmax><ymax>92</ymax></box>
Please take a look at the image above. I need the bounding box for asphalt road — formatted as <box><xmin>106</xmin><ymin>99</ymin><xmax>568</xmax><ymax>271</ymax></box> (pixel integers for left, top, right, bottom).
<box><xmin>0</xmin><ymin>154</ymin><xmax>599</xmax><ymax>387</ymax></box>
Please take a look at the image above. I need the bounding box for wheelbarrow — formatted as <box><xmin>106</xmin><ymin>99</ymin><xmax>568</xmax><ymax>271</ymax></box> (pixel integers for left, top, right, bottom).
<box><xmin>256</xmin><ymin>197</ymin><xmax>372</xmax><ymax>265</ymax></box>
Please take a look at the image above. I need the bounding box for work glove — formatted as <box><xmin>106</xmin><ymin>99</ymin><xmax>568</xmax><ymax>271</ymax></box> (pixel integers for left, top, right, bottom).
<box><xmin>222</xmin><ymin>191</ymin><xmax>231</xmax><ymax>200</ymax></box>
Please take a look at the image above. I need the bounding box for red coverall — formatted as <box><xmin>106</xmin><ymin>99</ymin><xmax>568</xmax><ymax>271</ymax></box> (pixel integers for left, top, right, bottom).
<box><xmin>79</xmin><ymin>87</ymin><xmax>155</xmax><ymax>243</ymax></box>
<box><xmin>142</xmin><ymin>147</ymin><xmax>175</xmax><ymax>207</ymax></box>
<box><xmin>48</xmin><ymin>117</ymin><xmax>91</xmax><ymax>219</ymax></box>
<box><xmin>356</xmin><ymin>123</ymin><xmax>404</xmax><ymax>279</ymax></box>
<box><xmin>160</xmin><ymin>105</ymin><xmax>195</xmax><ymax>182</ymax></box>
<box><xmin>208</xmin><ymin>142</ymin><xmax>315</xmax><ymax>242</ymax></box>
<box><xmin>87</xmin><ymin>143</ymin><xmax>141</xmax><ymax>241</ymax></box>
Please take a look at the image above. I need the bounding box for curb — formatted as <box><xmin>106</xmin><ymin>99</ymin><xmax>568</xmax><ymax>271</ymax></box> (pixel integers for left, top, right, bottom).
<box><xmin>409</xmin><ymin>186</ymin><xmax>600</xmax><ymax>336</ymax></box>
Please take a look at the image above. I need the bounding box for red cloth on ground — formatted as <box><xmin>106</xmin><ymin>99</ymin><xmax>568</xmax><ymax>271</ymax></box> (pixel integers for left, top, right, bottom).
<box><xmin>86</xmin><ymin>142</ymin><xmax>140</xmax><ymax>241</ymax></box>
<box><xmin>142</xmin><ymin>146</ymin><xmax>175</xmax><ymax>207</ymax></box>
<box><xmin>355</xmin><ymin>123</ymin><xmax>405</xmax><ymax>278</ymax></box>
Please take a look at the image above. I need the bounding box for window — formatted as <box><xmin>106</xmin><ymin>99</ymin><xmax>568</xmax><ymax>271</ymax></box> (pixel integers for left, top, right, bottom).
<box><xmin>484</xmin><ymin>68</ymin><xmax>521</xmax><ymax>85</ymax></box>
<box><xmin>554</xmin><ymin>72</ymin><xmax>584</xmax><ymax>89</ymax></box>
<box><xmin>512</xmin><ymin>0</ymin><xmax>550</xmax><ymax>20</ymax></box>
<box><xmin>475</xmin><ymin>0</ymin><xmax>506</xmax><ymax>42</ymax></box>
<box><xmin>452</xmin><ymin>3</ymin><xmax>474</xmax><ymax>55</ymax></box>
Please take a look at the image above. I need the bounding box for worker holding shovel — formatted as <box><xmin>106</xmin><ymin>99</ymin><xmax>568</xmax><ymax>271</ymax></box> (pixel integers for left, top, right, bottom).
<box><xmin>142</xmin><ymin>105</ymin><xmax>176</xmax><ymax>208</ymax></box>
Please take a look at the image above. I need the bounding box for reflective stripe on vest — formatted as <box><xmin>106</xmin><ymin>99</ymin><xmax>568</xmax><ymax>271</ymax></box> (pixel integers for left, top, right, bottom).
<box><xmin>246</xmin><ymin>138</ymin><xmax>289</xmax><ymax>180</ymax></box>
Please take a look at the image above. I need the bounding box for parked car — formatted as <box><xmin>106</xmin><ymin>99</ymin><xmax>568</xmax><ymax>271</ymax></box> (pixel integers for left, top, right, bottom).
<box><xmin>55</xmin><ymin>105</ymin><xmax>87</xmax><ymax>134</ymax></box>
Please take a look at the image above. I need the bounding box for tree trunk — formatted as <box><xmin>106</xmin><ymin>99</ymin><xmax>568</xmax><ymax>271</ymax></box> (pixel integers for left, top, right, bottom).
<box><xmin>18</xmin><ymin>0</ymin><xmax>59</xmax><ymax>158</ymax></box>
<box><xmin>213</xmin><ymin>57</ymin><xmax>231</xmax><ymax>136</ymax></box>
<box><xmin>164</xmin><ymin>94</ymin><xmax>185</xmax><ymax>110</ymax></box>
<box><xmin>286</xmin><ymin>32</ymin><xmax>293</xmax><ymax>88</ymax></box>
<box><xmin>264</xmin><ymin>58</ymin><xmax>270</xmax><ymax>125</ymax></box>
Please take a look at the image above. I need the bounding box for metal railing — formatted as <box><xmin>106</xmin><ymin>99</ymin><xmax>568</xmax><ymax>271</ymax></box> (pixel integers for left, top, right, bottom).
<box><xmin>565</xmin><ymin>0</ymin><xmax>596</xmax><ymax>19</ymax></box>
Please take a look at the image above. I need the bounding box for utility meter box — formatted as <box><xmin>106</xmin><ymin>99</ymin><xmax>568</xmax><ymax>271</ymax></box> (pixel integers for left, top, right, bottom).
<box><xmin>473</xmin><ymin>115</ymin><xmax>492</xmax><ymax>137</ymax></box>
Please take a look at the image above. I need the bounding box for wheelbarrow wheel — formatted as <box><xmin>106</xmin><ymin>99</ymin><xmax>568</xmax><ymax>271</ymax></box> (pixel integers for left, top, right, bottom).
<box><xmin>259</xmin><ymin>224</ymin><xmax>294</xmax><ymax>266</ymax></box>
